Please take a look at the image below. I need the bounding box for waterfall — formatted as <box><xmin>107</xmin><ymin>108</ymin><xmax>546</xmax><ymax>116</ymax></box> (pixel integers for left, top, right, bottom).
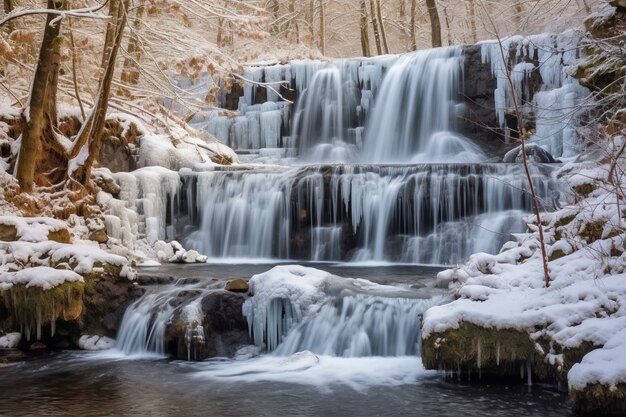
<box><xmin>361</xmin><ymin>47</ymin><xmax>479</xmax><ymax>163</ymax></box>
<box><xmin>241</xmin><ymin>265</ymin><xmax>447</xmax><ymax>357</ymax></box>
<box><xmin>179</xmin><ymin>164</ymin><xmax>557</xmax><ymax>265</ymax></box>
<box><xmin>114</xmin><ymin>281</ymin><xmax>219</xmax><ymax>357</ymax></box>
<box><xmin>113</xmin><ymin>37</ymin><xmax>588</xmax><ymax>266</ymax></box>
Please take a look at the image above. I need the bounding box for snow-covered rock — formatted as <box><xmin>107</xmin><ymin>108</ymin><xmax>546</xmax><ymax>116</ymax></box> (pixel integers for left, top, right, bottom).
<box><xmin>78</xmin><ymin>335</ymin><xmax>116</xmax><ymax>351</ymax></box>
<box><xmin>0</xmin><ymin>332</ymin><xmax>21</xmax><ymax>349</ymax></box>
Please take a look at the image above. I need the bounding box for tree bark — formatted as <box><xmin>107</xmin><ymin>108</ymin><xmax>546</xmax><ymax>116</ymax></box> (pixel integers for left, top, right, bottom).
<box><xmin>409</xmin><ymin>0</ymin><xmax>417</xmax><ymax>50</ymax></box>
<box><xmin>120</xmin><ymin>0</ymin><xmax>146</xmax><ymax>91</ymax></box>
<box><xmin>369</xmin><ymin>0</ymin><xmax>382</xmax><ymax>55</ymax></box>
<box><xmin>3</xmin><ymin>0</ymin><xmax>14</xmax><ymax>33</ymax></box>
<box><xmin>307</xmin><ymin>0</ymin><xmax>314</xmax><ymax>44</ymax></box>
<box><xmin>442</xmin><ymin>2</ymin><xmax>452</xmax><ymax>46</ymax></box>
<box><xmin>318</xmin><ymin>0</ymin><xmax>325</xmax><ymax>55</ymax></box>
<box><xmin>360</xmin><ymin>0</ymin><xmax>371</xmax><ymax>57</ymax></box>
<box><xmin>425</xmin><ymin>0</ymin><xmax>442</xmax><ymax>48</ymax></box>
<box><xmin>100</xmin><ymin>0</ymin><xmax>120</xmax><ymax>71</ymax></box>
<box><xmin>465</xmin><ymin>0</ymin><xmax>477</xmax><ymax>43</ymax></box>
<box><xmin>16</xmin><ymin>0</ymin><xmax>65</xmax><ymax>192</ymax></box>
<box><xmin>375</xmin><ymin>0</ymin><xmax>389</xmax><ymax>54</ymax></box>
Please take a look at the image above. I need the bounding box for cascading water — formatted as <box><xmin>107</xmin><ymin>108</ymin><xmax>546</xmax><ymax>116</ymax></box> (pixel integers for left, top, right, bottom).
<box><xmin>240</xmin><ymin>265</ymin><xmax>447</xmax><ymax>357</ymax></box>
<box><xmin>361</xmin><ymin>47</ymin><xmax>480</xmax><ymax>163</ymax></box>
<box><xmin>179</xmin><ymin>164</ymin><xmax>556</xmax><ymax>265</ymax></box>
<box><xmin>113</xmin><ymin>36</ymin><xmax>588</xmax><ymax>267</ymax></box>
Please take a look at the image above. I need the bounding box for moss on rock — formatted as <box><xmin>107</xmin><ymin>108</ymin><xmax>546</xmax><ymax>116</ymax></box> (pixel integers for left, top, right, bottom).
<box><xmin>570</xmin><ymin>383</ymin><xmax>626</xmax><ymax>416</ymax></box>
<box><xmin>1</xmin><ymin>281</ymin><xmax>85</xmax><ymax>332</ymax></box>
<box><xmin>421</xmin><ymin>322</ymin><xmax>562</xmax><ymax>382</ymax></box>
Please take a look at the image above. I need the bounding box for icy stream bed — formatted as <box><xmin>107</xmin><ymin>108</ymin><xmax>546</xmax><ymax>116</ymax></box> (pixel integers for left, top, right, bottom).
<box><xmin>1</xmin><ymin>264</ymin><xmax>573</xmax><ymax>416</ymax></box>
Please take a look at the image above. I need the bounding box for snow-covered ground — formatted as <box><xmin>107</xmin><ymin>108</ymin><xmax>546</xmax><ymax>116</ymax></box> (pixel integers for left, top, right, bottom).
<box><xmin>421</xmin><ymin>157</ymin><xmax>626</xmax><ymax>397</ymax></box>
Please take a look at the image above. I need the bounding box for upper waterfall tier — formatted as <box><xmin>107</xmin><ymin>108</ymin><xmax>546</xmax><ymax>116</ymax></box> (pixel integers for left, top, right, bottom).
<box><xmin>182</xmin><ymin>33</ymin><xmax>589</xmax><ymax>165</ymax></box>
<box><xmin>361</xmin><ymin>47</ymin><xmax>479</xmax><ymax>163</ymax></box>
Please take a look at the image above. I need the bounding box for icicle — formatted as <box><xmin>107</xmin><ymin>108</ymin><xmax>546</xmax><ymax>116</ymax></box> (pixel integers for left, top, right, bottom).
<box><xmin>476</xmin><ymin>338</ymin><xmax>482</xmax><ymax>369</ymax></box>
<box><xmin>36</xmin><ymin>304</ymin><xmax>42</xmax><ymax>341</ymax></box>
<box><xmin>496</xmin><ymin>341</ymin><xmax>501</xmax><ymax>366</ymax></box>
<box><xmin>526</xmin><ymin>357</ymin><xmax>533</xmax><ymax>387</ymax></box>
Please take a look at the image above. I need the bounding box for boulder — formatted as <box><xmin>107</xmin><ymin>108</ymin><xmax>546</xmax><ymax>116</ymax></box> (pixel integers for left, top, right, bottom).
<box><xmin>224</xmin><ymin>278</ymin><xmax>249</xmax><ymax>293</ymax></box>
<box><xmin>165</xmin><ymin>290</ymin><xmax>250</xmax><ymax>360</ymax></box>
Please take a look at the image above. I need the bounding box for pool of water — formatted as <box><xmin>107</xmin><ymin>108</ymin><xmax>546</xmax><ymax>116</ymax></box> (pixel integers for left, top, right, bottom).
<box><xmin>0</xmin><ymin>352</ymin><xmax>573</xmax><ymax>417</ymax></box>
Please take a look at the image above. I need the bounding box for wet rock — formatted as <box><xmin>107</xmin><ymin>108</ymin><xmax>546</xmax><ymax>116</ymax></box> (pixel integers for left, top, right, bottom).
<box><xmin>224</xmin><ymin>278</ymin><xmax>249</xmax><ymax>293</ymax></box>
<box><xmin>165</xmin><ymin>290</ymin><xmax>250</xmax><ymax>361</ymax></box>
<box><xmin>29</xmin><ymin>342</ymin><xmax>47</xmax><ymax>351</ymax></box>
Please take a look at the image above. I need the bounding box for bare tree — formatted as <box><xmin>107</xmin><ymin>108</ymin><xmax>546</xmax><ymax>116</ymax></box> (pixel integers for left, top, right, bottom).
<box><xmin>466</xmin><ymin>0</ymin><xmax>477</xmax><ymax>43</ymax></box>
<box><xmin>375</xmin><ymin>0</ymin><xmax>389</xmax><ymax>53</ymax></box>
<box><xmin>425</xmin><ymin>0</ymin><xmax>442</xmax><ymax>47</ymax></box>
<box><xmin>16</xmin><ymin>0</ymin><xmax>67</xmax><ymax>192</ymax></box>
<box><xmin>360</xmin><ymin>0</ymin><xmax>371</xmax><ymax>56</ymax></box>
<box><xmin>369</xmin><ymin>0</ymin><xmax>382</xmax><ymax>54</ymax></box>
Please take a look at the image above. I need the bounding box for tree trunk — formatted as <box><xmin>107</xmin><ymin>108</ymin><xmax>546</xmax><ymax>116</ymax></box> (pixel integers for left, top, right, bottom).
<box><xmin>375</xmin><ymin>0</ymin><xmax>389</xmax><ymax>54</ymax></box>
<box><xmin>369</xmin><ymin>0</ymin><xmax>382</xmax><ymax>55</ymax></box>
<box><xmin>71</xmin><ymin>0</ymin><xmax>130</xmax><ymax>187</ymax></box>
<box><xmin>120</xmin><ymin>0</ymin><xmax>146</xmax><ymax>91</ymax></box>
<box><xmin>3</xmin><ymin>0</ymin><xmax>13</xmax><ymax>33</ymax></box>
<box><xmin>307</xmin><ymin>0</ymin><xmax>314</xmax><ymax>44</ymax></box>
<box><xmin>288</xmin><ymin>0</ymin><xmax>299</xmax><ymax>43</ymax></box>
<box><xmin>100</xmin><ymin>0</ymin><xmax>120</xmax><ymax>71</ymax></box>
<box><xmin>442</xmin><ymin>3</ymin><xmax>452</xmax><ymax>46</ymax></box>
<box><xmin>318</xmin><ymin>0</ymin><xmax>325</xmax><ymax>55</ymax></box>
<box><xmin>409</xmin><ymin>0</ymin><xmax>417</xmax><ymax>51</ymax></box>
<box><xmin>16</xmin><ymin>0</ymin><xmax>65</xmax><ymax>192</ymax></box>
<box><xmin>425</xmin><ymin>0</ymin><xmax>442</xmax><ymax>48</ymax></box>
<box><xmin>360</xmin><ymin>0</ymin><xmax>371</xmax><ymax>57</ymax></box>
<box><xmin>465</xmin><ymin>0</ymin><xmax>477</xmax><ymax>43</ymax></box>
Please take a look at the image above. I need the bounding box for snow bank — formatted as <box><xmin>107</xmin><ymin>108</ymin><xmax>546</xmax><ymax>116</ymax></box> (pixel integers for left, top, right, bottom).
<box><xmin>568</xmin><ymin>327</ymin><xmax>626</xmax><ymax>390</ymax></box>
<box><xmin>0</xmin><ymin>216</ymin><xmax>68</xmax><ymax>243</ymax></box>
<box><xmin>0</xmin><ymin>240</ymin><xmax>133</xmax><ymax>279</ymax></box>
<box><xmin>0</xmin><ymin>266</ymin><xmax>83</xmax><ymax>291</ymax></box>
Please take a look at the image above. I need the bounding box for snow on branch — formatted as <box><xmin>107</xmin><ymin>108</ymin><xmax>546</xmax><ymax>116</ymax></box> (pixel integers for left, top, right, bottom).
<box><xmin>0</xmin><ymin>1</ymin><xmax>110</xmax><ymax>27</ymax></box>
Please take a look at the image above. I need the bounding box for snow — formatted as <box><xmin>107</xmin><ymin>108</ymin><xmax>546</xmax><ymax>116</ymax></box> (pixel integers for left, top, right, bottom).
<box><xmin>568</xmin><ymin>327</ymin><xmax>626</xmax><ymax>390</ymax></box>
<box><xmin>78</xmin><ymin>335</ymin><xmax>116</xmax><ymax>351</ymax></box>
<box><xmin>0</xmin><ymin>215</ymin><xmax>68</xmax><ymax>243</ymax></box>
<box><xmin>0</xmin><ymin>240</ymin><xmax>131</xmax><ymax>278</ymax></box>
<box><xmin>422</xmin><ymin>158</ymin><xmax>626</xmax><ymax>391</ymax></box>
<box><xmin>0</xmin><ymin>266</ymin><xmax>83</xmax><ymax>291</ymax></box>
<box><xmin>0</xmin><ymin>332</ymin><xmax>21</xmax><ymax>349</ymax></box>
